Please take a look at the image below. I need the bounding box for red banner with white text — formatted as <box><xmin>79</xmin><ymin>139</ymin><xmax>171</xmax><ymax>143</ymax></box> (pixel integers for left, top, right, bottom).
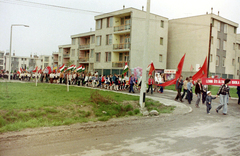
<box><xmin>202</xmin><ymin>78</ymin><xmax>240</xmax><ymax>86</ymax></box>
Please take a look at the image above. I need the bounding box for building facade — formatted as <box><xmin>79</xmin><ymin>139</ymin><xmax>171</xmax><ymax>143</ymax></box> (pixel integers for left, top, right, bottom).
<box><xmin>0</xmin><ymin>51</ymin><xmax>4</xmax><ymax>70</ymax></box>
<box><xmin>167</xmin><ymin>12</ymin><xmax>239</xmax><ymax>78</ymax></box>
<box><xmin>57</xmin><ymin>7</ymin><xmax>168</xmax><ymax>75</ymax></box>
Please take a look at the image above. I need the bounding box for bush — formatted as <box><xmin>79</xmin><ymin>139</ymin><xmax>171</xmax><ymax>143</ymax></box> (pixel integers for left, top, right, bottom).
<box><xmin>127</xmin><ymin>111</ymin><xmax>134</xmax><ymax>116</ymax></box>
<box><xmin>124</xmin><ymin>104</ymin><xmax>133</xmax><ymax>111</ymax></box>
<box><xmin>133</xmin><ymin>109</ymin><xmax>140</xmax><ymax>114</ymax></box>
<box><xmin>90</xmin><ymin>91</ymin><xmax>114</xmax><ymax>105</ymax></box>
<box><xmin>98</xmin><ymin>116</ymin><xmax>110</xmax><ymax>121</ymax></box>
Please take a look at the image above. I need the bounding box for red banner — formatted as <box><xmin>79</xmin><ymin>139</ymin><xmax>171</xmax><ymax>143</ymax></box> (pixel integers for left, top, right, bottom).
<box><xmin>202</xmin><ymin>78</ymin><xmax>240</xmax><ymax>86</ymax></box>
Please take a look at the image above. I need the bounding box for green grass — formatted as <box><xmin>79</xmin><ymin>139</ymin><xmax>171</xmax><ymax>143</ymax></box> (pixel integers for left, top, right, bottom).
<box><xmin>165</xmin><ymin>85</ymin><xmax>238</xmax><ymax>98</ymax></box>
<box><xmin>0</xmin><ymin>82</ymin><xmax>174</xmax><ymax>133</ymax></box>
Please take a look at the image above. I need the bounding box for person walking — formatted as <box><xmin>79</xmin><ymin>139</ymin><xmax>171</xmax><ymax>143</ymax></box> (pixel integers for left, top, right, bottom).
<box><xmin>215</xmin><ymin>79</ymin><xmax>231</xmax><ymax>115</ymax></box>
<box><xmin>175</xmin><ymin>75</ymin><xmax>184</xmax><ymax>102</ymax></box>
<box><xmin>206</xmin><ymin>91</ymin><xmax>217</xmax><ymax>114</ymax></box>
<box><xmin>187</xmin><ymin>78</ymin><xmax>193</xmax><ymax>104</ymax></box>
<box><xmin>181</xmin><ymin>77</ymin><xmax>189</xmax><ymax>99</ymax></box>
<box><xmin>195</xmin><ymin>79</ymin><xmax>203</xmax><ymax>108</ymax></box>
<box><xmin>147</xmin><ymin>75</ymin><xmax>154</xmax><ymax>94</ymax></box>
<box><xmin>237</xmin><ymin>86</ymin><xmax>240</xmax><ymax>105</ymax></box>
<box><xmin>129</xmin><ymin>74</ymin><xmax>136</xmax><ymax>93</ymax></box>
<box><xmin>202</xmin><ymin>85</ymin><xmax>207</xmax><ymax>104</ymax></box>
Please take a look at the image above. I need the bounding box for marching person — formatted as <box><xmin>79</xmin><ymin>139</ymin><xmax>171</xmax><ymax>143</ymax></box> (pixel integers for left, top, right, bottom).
<box><xmin>49</xmin><ymin>72</ymin><xmax>54</xmax><ymax>83</ymax></box>
<box><xmin>237</xmin><ymin>86</ymin><xmax>240</xmax><ymax>105</ymax></box>
<box><xmin>187</xmin><ymin>78</ymin><xmax>193</xmax><ymax>104</ymax></box>
<box><xmin>195</xmin><ymin>79</ymin><xmax>203</xmax><ymax>108</ymax></box>
<box><xmin>129</xmin><ymin>74</ymin><xmax>136</xmax><ymax>93</ymax></box>
<box><xmin>206</xmin><ymin>91</ymin><xmax>217</xmax><ymax>114</ymax></box>
<box><xmin>147</xmin><ymin>75</ymin><xmax>154</xmax><ymax>94</ymax></box>
<box><xmin>202</xmin><ymin>85</ymin><xmax>207</xmax><ymax>104</ymax></box>
<box><xmin>175</xmin><ymin>75</ymin><xmax>184</xmax><ymax>102</ymax></box>
<box><xmin>181</xmin><ymin>77</ymin><xmax>189</xmax><ymax>99</ymax></box>
<box><xmin>215</xmin><ymin>79</ymin><xmax>231</xmax><ymax>115</ymax></box>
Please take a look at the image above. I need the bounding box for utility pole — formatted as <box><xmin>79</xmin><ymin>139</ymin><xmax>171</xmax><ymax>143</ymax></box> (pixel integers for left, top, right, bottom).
<box><xmin>139</xmin><ymin>0</ymin><xmax>150</xmax><ymax>108</ymax></box>
<box><xmin>207</xmin><ymin>23</ymin><xmax>212</xmax><ymax>78</ymax></box>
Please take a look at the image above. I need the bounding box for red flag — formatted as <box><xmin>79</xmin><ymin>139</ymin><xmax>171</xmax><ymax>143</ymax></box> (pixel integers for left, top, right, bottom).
<box><xmin>32</xmin><ymin>66</ymin><xmax>38</xmax><ymax>73</ymax></box>
<box><xmin>46</xmin><ymin>66</ymin><xmax>52</xmax><ymax>74</ymax></box>
<box><xmin>38</xmin><ymin>67</ymin><xmax>42</xmax><ymax>73</ymax></box>
<box><xmin>157</xmin><ymin>54</ymin><xmax>186</xmax><ymax>87</ymax></box>
<box><xmin>192</xmin><ymin>57</ymin><xmax>208</xmax><ymax>82</ymax></box>
<box><xmin>17</xmin><ymin>68</ymin><xmax>22</xmax><ymax>74</ymax></box>
<box><xmin>147</xmin><ymin>62</ymin><xmax>155</xmax><ymax>75</ymax></box>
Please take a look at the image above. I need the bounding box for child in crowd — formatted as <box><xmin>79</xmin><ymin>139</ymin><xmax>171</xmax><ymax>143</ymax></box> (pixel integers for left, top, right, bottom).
<box><xmin>206</xmin><ymin>91</ymin><xmax>217</xmax><ymax>114</ymax></box>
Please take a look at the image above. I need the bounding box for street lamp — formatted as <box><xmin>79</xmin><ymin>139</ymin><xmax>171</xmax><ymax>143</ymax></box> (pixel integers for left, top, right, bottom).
<box><xmin>8</xmin><ymin>24</ymin><xmax>29</xmax><ymax>81</ymax></box>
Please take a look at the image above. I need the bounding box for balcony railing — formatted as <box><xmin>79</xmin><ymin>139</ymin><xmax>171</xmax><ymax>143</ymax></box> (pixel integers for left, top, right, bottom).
<box><xmin>63</xmin><ymin>54</ymin><xmax>70</xmax><ymax>58</ymax></box>
<box><xmin>113</xmin><ymin>43</ymin><xmax>130</xmax><ymax>50</ymax></box>
<box><xmin>78</xmin><ymin>57</ymin><xmax>89</xmax><ymax>62</ymax></box>
<box><xmin>114</xmin><ymin>24</ymin><xmax>131</xmax><ymax>32</ymax></box>
<box><xmin>79</xmin><ymin>44</ymin><xmax>90</xmax><ymax>49</ymax></box>
<box><xmin>112</xmin><ymin>61</ymin><xmax>129</xmax><ymax>68</ymax></box>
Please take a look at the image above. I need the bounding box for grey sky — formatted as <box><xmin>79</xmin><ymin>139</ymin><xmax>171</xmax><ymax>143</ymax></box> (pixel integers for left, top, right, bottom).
<box><xmin>0</xmin><ymin>0</ymin><xmax>239</xmax><ymax>57</ymax></box>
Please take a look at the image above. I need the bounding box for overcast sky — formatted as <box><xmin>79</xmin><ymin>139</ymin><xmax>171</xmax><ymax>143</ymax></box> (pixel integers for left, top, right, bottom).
<box><xmin>0</xmin><ymin>0</ymin><xmax>239</xmax><ymax>57</ymax></box>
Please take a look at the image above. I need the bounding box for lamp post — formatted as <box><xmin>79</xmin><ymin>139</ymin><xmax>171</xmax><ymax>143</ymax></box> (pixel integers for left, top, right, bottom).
<box><xmin>8</xmin><ymin>24</ymin><xmax>29</xmax><ymax>81</ymax></box>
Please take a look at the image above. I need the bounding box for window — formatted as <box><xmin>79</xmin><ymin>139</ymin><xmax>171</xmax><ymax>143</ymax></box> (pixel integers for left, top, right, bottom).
<box><xmin>72</xmin><ymin>38</ymin><xmax>76</xmax><ymax>45</ymax></box>
<box><xmin>96</xmin><ymin>19</ymin><xmax>102</xmax><ymax>29</ymax></box>
<box><xmin>238</xmin><ymin>57</ymin><xmax>240</xmax><ymax>63</ymax></box>
<box><xmin>223</xmin><ymin>57</ymin><xmax>226</xmax><ymax>67</ymax></box>
<box><xmin>105</xmin><ymin>52</ymin><xmax>111</xmax><ymax>62</ymax></box>
<box><xmin>224</xmin><ymin>24</ymin><xmax>227</xmax><ymax>33</ymax></box>
<box><xmin>233</xmin><ymin>43</ymin><xmax>235</xmax><ymax>50</ymax></box>
<box><xmin>90</xmin><ymin>49</ymin><xmax>94</xmax><ymax>58</ymax></box>
<box><xmin>96</xmin><ymin>36</ymin><xmax>102</xmax><ymax>46</ymax></box>
<box><xmin>96</xmin><ymin>52</ymin><xmax>101</xmax><ymax>62</ymax></box>
<box><xmin>160</xmin><ymin>20</ymin><xmax>164</xmax><ymax>28</ymax></box>
<box><xmin>232</xmin><ymin>59</ymin><xmax>235</xmax><ymax>66</ymax></box>
<box><xmin>91</xmin><ymin>35</ymin><xmax>95</xmax><ymax>44</ymax></box>
<box><xmin>210</xmin><ymin>54</ymin><xmax>213</xmax><ymax>62</ymax></box>
<box><xmin>106</xmin><ymin>34</ymin><xmax>112</xmax><ymax>45</ymax></box>
<box><xmin>211</xmin><ymin>18</ymin><xmax>214</xmax><ymax>26</ymax></box>
<box><xmin>71</xmin><ymin>49</ymin><xmax>75</xmax><ymax>57</ymax></box>
<box><xmin>44</xmin><ymin>57</ymin><xmax>49</xmax><ymax>62</ymax></box>
<box><xmin>159</xmin><ymin>54</ymin><xmax>163</xmax><ymax>62</ymax></box>
<box><xmin>239</xmin><ymin>44</ymin><xmax>240</xmax><ymax>50</ymax></box>
<box><xmin>237</xmin><ymin>70</ymin><xmax>240</xmax><ymax>76</ymax></box>
<box><xmin>160</xmin><ymin>37</ymin><xmax>163</xmax><ymax>45</ymax></box>
<box><xmin>44</xmin><ymin>63</ymin><xmax>48</xmax><ymax>68</ymax></box>
<box><xmin>211</xmin><ymin>36</ymin><xmax>213</xmax><ymax>44</ymax></box>
<box><xmin>107</xmin><ymin>17</ymin><xmax>113</xmax><ymax>27</ymax></box>
<box><xmin>234</xmin><ymin>27</ymin><xmax>237</xmax><ymax>34</ymax></box>
<box><xmin>217</xmin><ymin>21</ymin><xmax>220</xmax><ymax>31</ymax></box>
<box><xmin>119</xmin><ymin>53</ymin><xmax>123</xmax><ymax>61</ymax></box>
<box><xmin>217</xmin><ymin>39</ymin><xmax>220</xmax><ymax>49</ymax></box>
<box><xmin>216</xmin><ymin>55</ymin><xmax>219</xmax><ymax>66</ymax></box>
<box><xmin>223</xmin><ymin>40</ymin><xmax>227</xmax><ymax>50</ymax></box>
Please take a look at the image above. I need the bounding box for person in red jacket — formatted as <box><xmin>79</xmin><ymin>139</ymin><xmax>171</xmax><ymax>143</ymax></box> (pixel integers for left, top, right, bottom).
<box><xmin>147</xmin><ymin>75</ymin><xmax>154</xmax><ymax>94</ymax></box>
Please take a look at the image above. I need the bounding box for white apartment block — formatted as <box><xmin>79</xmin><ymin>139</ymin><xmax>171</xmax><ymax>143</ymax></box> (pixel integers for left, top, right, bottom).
<box><xmin>0</xmin><ymin>51</ymin><xmax>4</xmax><ymax>70</ymax></box>
<box><xmin>236</xmin><ymin>34</ymin><xmax>240</xmax><ymax>79</ymax></box>
<box><xmin>3</xmin><ymin>52</ymin><xmax>53</xmax><ymax>72</ymax></box>
<box><xmin>57</xmin><ymin>7</ymin><xmax>168</xmax><ymax>75</ymax></box>
<box><xmin>167</xmin><ymin>12</ymin><xmax>239</xmax><ymax>79</ymax></box>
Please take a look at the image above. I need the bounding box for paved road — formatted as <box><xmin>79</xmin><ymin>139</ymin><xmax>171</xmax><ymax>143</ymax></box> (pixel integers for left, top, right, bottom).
<box><xmin>0</xmin><ymin>85</ymin><xmax>240</xmax><ymax>156</ymax></box>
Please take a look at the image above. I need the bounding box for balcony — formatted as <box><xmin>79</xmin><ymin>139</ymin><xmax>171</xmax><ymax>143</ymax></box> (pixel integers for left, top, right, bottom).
<box><xmin>79</xmin><ymin>44</ymin><xmax>90</xmax><ymax>49</ymax></box>
<box><xmin>78</xmin><ymin>57</ymin><xmax>89</xmax><ymax>62</ymax></box>
<box><xmin>63</xmin><ymin>54</ymin><xmax>70</xmax><ymax>58</ymax></box>
<box><xmin>112</xmin><ymin>61</ymin><xmax>129</xmax><ymax>68</ymax></box>
<box><xmin>113</xmin><ymin>43</ymin><xmax>130</xmax><ymax>50</ymax></box>
<box><xmin>53</xmin><ymin>58</ymin><xmax>58</xmax><ymax>62</ymax></box>
<box><xmin>114</xmin><ymin>24</ymin><xmax>131</xmax><ymax>32</ymax></box>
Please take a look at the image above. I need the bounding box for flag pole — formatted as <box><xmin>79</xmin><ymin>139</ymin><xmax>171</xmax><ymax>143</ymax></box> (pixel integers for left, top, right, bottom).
<box><xmin>139</xmin><ymin>0</ymin><xmax>150</xmax><ymax>109</ymax></box>
<box><xmin>67</xmin><ymin>71</ymin><xmax>69</xmax><ymax>92</ymax></box>
<box><xmin>36</xmin><ymin>72</ymin><xmax>37</xmax><ymax>86</ymax></box>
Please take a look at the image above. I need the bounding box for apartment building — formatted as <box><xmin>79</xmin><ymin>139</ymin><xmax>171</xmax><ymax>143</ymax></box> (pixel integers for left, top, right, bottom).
<box><xmin>0</xmin><ymin>51</ymin><xmax>4</xmax><ymax>70</ymax></box>
<box><xmin>93</xmin><ymin>7</ymin><xmax>168</xmax><ymax>75</ymax></box>
<box><xmin>167</xmin><ymin>11</ymin><xmax>239</xmax><ymax>78</ymax></box>
<box><xmin>57</xmin><ymin>7</ymin><xmax>168</xmax><ymax>75</ymax></box>
<box><xmin>236</xmin><ymin>34</ymin><xmax>240</xmax><ymax>79</ymax></box>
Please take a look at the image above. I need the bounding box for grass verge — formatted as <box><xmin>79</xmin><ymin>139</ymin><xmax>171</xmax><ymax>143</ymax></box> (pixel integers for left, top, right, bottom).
<box><xmin>0</xmin><ymin>82</ymin><xmax>174</xmax><ymax>133</ymax></box>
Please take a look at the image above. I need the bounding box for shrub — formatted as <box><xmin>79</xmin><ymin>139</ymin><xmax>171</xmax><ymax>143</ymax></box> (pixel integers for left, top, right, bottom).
<box><xmin>127</xmin><ymin>111</ymin><xmax>134</xmax><ymax>116</ymax></box>
<box><xmin>133</xmin><ymin>109</ymin><xmax>140</xmax><ymax>114</ymax></box>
